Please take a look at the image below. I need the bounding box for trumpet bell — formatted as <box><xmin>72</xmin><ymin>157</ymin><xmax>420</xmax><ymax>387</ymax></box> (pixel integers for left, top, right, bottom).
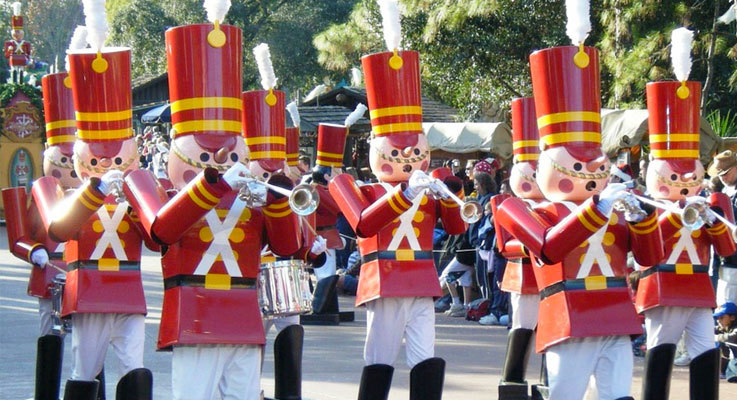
<box><xmin>681</xmin><ymin>203</ymin><xmax>706</xmax><ymax>231</ymax></box>
<box><xmin>461</xmin><ymin>201</ymin><xmax>483</xmax><ymax>224</ymax></box>
<box><xmin>289</xmin><ymin>184</ymin><xmax>320</xmax><ymax>216</ymax></box>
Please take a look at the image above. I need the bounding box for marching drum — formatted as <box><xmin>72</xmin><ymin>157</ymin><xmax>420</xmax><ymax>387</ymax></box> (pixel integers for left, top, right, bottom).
<box><xmin>50</xmin><ymin>273</ymin><xmax>72</xmax><ymax>335</ymax></box>
<box><xmin>258</xmin><ymin>260</ymin><xmax>313</xmax><ymax>317</ymax></box>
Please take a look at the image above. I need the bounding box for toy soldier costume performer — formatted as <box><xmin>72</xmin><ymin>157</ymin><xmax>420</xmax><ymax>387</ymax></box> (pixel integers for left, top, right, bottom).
<box><xmin>328</xmin><ymin>1</ymin><xmax>466</xmax><ymax>399</ymax></box>
<box><xmin>636</xmin><ymin>28</ymin><xmax>736</xmax><ymax>400</ymax></box>
<box><xmin>4</xmin><ymin>2</ymin><xmax>31</xmax><ymax>83</ymax></box>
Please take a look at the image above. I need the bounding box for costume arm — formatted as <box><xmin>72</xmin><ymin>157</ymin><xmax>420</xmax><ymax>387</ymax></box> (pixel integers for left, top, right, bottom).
<box><xmin>706</xmin><ymin>192</ymin><xmax>737</xmax><ymax>257</ymax></box>
<box><xmin>437</xmin><ymin>176</ymin><xmax>467</xmax><ymax>235</ymax></box>
<box><xmin>32</xmin><ymin>176</ymin><xmax>104</xmax><ymax>243</ymax></box>
<box><xmin>2</xmin><ymin>187</ymin><xmax>45</xmax><ymax>262</ymax></box>
<box><xmin>628</xmin><ymin>211</ymin><xmax>665</xmax><ymax>266</ymax></box>
<box><xmin>264</xmin><ymin>175</ymin><xmax>303</xmax><ymax>257</ymax></box>
<box><xmin>489</xmin><ymin>193</ymin><xmax>525</xmax><ymax>257</ymax></box>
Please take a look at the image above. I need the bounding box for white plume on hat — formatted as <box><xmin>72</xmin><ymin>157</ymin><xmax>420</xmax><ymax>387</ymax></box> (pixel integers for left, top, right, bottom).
<box><xmin>82</xmin><ymin>0</ymin><xmax>108</xmax><ymax>52</ymax></box>
<box><xmin>203</xmin><ymin>0</ymin><xmax>231</xmax><ymax>24</ymax></box>
<box><xmin>66</xmin><ymin>25</ymin><xmax>88</xmax><ymax>71</ymax></box>
<box><xmin>565</xmin><ymin>0</ymin><xmax>591</xmax><ymax>45</ymax></box>
<box><xmin>286</xmin><ymin>101</ymin><xmax>300</xmax><ymax>128</ymax></box>
<box><xmin>377</xmin><ymin>0</ymin><xmax>402</xmax><ymax>51</ymax></box>
<box><xmin>12</xmin><ymin>2</ymin><xmax>22</xmax><ymax>16</ymax></box>
<box><xmin>253</xmin><ymin>43</ymin><xmax>277</xmax><ymax>90</ymax></box>
<box><xmin>718</xmin><ymin>2</ymin><xmax>736</xmax><ymax>25</ymax></box>
<box><xmin>345</xmin><ymin>103</ymin><xmax>367</xmax><ymax>127</ymax></box>
<box><xmin>671</xmin><ymin>27</ymin><xmax>694</xmax><ymax>82</ymax></box>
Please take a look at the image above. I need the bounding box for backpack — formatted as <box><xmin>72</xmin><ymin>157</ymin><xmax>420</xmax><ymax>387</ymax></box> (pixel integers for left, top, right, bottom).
<box><xmin>465</xmin><ymin>298</ymin><xmax>491</xmax><ymax>321</ymax></box>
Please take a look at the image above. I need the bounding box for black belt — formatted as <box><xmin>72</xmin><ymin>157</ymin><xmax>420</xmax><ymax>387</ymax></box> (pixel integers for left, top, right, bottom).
<box><xmin>316</xmin><ymin>226</ymin><xmax>336</xmax><ymax>231</ymax></box>
<box><xmin>540</xmin><ymin>277</ymin><xmax>627</xmax><ymax>300</ymax></box>
<box><xmin>69</xmin><ymin>260</ymin><xmax>140</xmax><ymax>271</ymax></box>
<box><xmin>721</xmin><ymin>263</ymin><xmax>737</xmax><ymax>269</ymax></box>
<box><xmin>509</xmin><ymin>258</ymin><xmax>530</xmax><ymax>264</ymax></box>
<box><xmin>163</xmin><ymin>274</ymin><xmax>256</xmax><ymax>290</ymax></box>
<box><xmin>640</xmin><ymin>264</ymin><xmax>708</xmax><ymax>279</ymax></box>
<box><xmin>361</xmin><ymin>250</ymin><xmax>434</xmax><ymax>264</ymax></box>
<box><xmin>49</xmin><ymin>252</ymin><xmax>63</xmax><ymax>259</ymax></box>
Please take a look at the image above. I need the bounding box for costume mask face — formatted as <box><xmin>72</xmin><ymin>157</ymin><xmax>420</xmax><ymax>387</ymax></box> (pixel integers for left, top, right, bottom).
<box><xmin>368</xmin><ymin>135</ymin><xmax>430</xmax><ymax>183</ymax></box>
<box><xmin>167</xmin><ymin>135</ymin><xmax>247</xmax><ymax>190</ymax></box>
<box><xmin>44</xmin><ymin>145</ymin><xmax>80</xmax><ymax>188</ymax></box>
<box><xmin>536</xmin><ymin>147</ymin><xmax>610</xmax><ymax>202</ymax></box>
<box><xmin>510</xmin><ymin>162</ymin><xmax>543</xmax><ymax>200</ymax></box>
<box><xmin>646</xmin><ymin>159</ymin><xmax>704</xmax><ymax>201</ymax></box>
<box><xmin>73</xmin><ymin>138</ymin><xmax>139</xmax><ymax>180</ymax></box>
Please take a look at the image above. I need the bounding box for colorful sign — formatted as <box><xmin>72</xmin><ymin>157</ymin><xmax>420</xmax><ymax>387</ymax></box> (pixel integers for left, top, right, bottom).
<box><xmin>8</xmin><ymin>147</ymin><xmax>34</xmax><ymax>191</ymax></box>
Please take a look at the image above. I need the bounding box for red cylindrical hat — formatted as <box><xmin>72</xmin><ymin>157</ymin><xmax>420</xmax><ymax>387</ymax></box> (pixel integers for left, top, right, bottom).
<box><xmin>646</xmin><ymin>81</ymin><xmax>701</xmax><ymax>174</ymax></box>
<box><xmin>11</xmin><ymin>16</ymin><xmax>23</xmax><ymax>29</ymax></box>
<box><xmin>68</xmin><ymin>47</ymin><xmax>133</xmax><ymax>158</ymax></box>
<box><xmin>42</xmin><ymin>72</ymin><xmax>76</xmax><ymax>156</ymax></box>
<box><xmin>362</xmin><ymin>50</ymin><xmax>423</xmax><ymax>149</ymax></box>
<box><xmin>529</xmin><ymin>46</ymin><xmax>602</xmax><ymax>162</ymax></box>
<box><xmin>285</xmin><ymin>126</ymin><xmax>300</xmax><ymax>167</ymax></box>
<box><xmin>511</xmin><ymin>97</ymin><xmax>540</xmax><ymax>165</ymax></box>
<box><xmin>166</xmin><ymin>24</ymin><xmax>243</xmax><ymax>152</ymax></box>
<box><xmin>242</xmin><ymin>89</ymin><xmax>286</xmax><ymax>172</ymax></box>
<box><xmin>316</xmin><ymin>123</ymin><xmax>348</xmax><ymax>168</ymax></box>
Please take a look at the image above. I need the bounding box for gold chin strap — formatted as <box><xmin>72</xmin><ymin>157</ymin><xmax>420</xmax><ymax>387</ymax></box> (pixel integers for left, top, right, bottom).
<box><xmin>657</xmin><ymin>174</ymin><xmax>702</xmax><ymax>188</ymax></box>
<box><xmin>543</xmin><ymin>152</ymin><xmax>609</xmax><ymax>180</ymax></box>
<box><xmin>170</xmin><ymin>139</ymin><xmax>236</xmax><ymax>172</ymax></box>
<box><xmin>378</xmin><ymin>149</ymin><xmax>429</xmax><ymax>164</ymax></box>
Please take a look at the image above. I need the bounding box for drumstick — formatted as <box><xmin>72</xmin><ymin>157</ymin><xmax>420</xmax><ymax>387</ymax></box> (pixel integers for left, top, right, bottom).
<box><xmin>300</xmin><ymin>216</ymin><xmax>318</xmax><ymax>236</ymax></box>
<box><xmin>43</xmin><ymin>262</ymin><xmax>67</xmax><ymax>275</ymax></box>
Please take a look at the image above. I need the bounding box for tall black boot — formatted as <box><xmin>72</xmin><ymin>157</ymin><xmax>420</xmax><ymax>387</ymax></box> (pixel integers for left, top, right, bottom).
<box><xmin>36</xmin><ymin>335</ymin><xmax>64</xmax><ymax>400</ymax></box>
<box><xmin>357</xmin><ymin>364</ymin><xmax>393</xmax><ymax>400</ymax></box>
<box><xmin>96</xmin><ymin>368</ymin><xmax>106</xmax><ymax>400</ymax></box>
<box><xmin>499</xmin><ymin>328</ymin><xmax>534</xmax><ymax>399</ymax></box>
<box><xmin>274</xmin><ymin>325</ymin><xmax>304</xmax><ymax>400</ymax></box>
<box><xmin>115</xmin><ymin>368</ymin><xmax>152</xmax><ymax>400</ymax></box>
<box><xmin>63</xmin><ymin>380</ymin><xmax>100</xmax><ymax>400</ymax></box>
<box><xmin>641</xmin><ymin>343</ymin><xmax>676</xmax><ymax>400</ymax></box>
<box><xmin>410</xmin><ymin>357</ymin><xmax>445</xmax><ymax>400</ymax></box>
<box><xmin>689</xmin><ymin>348</ymin><xmax>719</xmax><ymax>400</ymax></box>
<box><xmin>311</xmin><ymin>275</ymin><xmax>339</xmax><ymax>314</ymax></box>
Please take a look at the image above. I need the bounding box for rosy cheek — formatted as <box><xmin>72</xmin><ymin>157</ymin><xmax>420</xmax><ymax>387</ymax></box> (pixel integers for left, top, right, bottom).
<box><xmin>81</xmin><ymin>172</ymin><xmax>89</xmax><ymax>179</ymax></box>
<box><xmin>659</xmin><ymin>186</ymin><xmax>670</xmax><ymax>196</ymax></box>
<box><xmin>420</xmin><ymin>161</ymin><xmax>428</xmax><ymax>171</ymax></box>
<box><xmin>182</xmin><ymin>169</ymin><xmax>197</xmax><ymax>183</ymax></box>
<box><xmin>521</xmin><ymin>182</ymin><xmax>531</xmax><ymax>192</ymax></box>
<box><xmin>558</xmin><ymin>179</ymin><xmax>573</xmax><ymax>193</ymax></box>
<box><xmin>381</xmin><ymin>164</ymin><xmax>393</xmax><ymax>175</ymax></box>
<box><xmin>51</xmin><ymin>169</ymin><xmax>62</xmax><ymax>179</ymax></box>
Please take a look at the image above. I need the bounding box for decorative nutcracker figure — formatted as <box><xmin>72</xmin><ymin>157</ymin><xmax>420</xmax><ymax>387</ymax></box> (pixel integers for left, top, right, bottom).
<box><xmin>122</xmin><ymin>4</ymin><xmax>306</xmax><ymax>398</ymax></box>
<box><xmin>30</xmin><ymin>2</ymin><xmax>155</xmax><ymax>398</ymax></box>
<box><xmin>328</xmin><ymin>2</ymin><xmax>466</xmax><ymax>399</ymax></box>
<box><xmin>636</xmin><ymin>28</ymin><xmax>736</xmax><ymax>400</ymax></box>
<box><xmin>491</xmin><ymin>97</ymin><xmax>544</xmax><ymax>399</ymax></box>
<box><xmin>4</xmin><ymin>2</ymin><xmax>31</xmax><ymax>84</ymax></box>
<box><xmin>495</xmin><ymin>1</ymin><xmax>664</xmax><ymax>398</ymax></box>
<box><xmin>0</xmin><ymin>28</ymin><xmax>87</xmax><ymax>399</ymax></box>
<box><xmin>285</xmin><ymin>101</ymin><xmax>303</xmax><ymax>183</ymax></box>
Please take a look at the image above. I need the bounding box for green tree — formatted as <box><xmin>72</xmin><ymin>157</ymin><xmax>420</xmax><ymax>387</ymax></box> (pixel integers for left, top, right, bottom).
<box><xmin>24</xmin><ymin>0</ymin><xmax>84</xmax><ymax>71</ymax></box>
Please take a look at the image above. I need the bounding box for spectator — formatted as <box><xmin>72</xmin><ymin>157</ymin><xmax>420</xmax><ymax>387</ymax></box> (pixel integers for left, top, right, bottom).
<box><xmin>709</xmin><ymin>151</ymin><xmax>737</xmax><ymax>306</ymax></box>
<box><xmin>714</xmin><ymin>302</ymin><xmax>737</xmax><ymax>382</ymax></box>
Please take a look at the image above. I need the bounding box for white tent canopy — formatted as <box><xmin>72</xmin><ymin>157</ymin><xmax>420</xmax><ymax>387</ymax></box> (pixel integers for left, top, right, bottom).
<box><xmin>423</xmin><ymin>122</ymin><xmax>512</xmax><ymax>159</ymax></box>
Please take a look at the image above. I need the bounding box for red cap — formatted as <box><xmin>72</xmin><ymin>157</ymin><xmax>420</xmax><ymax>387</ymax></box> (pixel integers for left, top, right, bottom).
<box><xmin>431</xmin><ymin>167</ymin><xmax>453</xmax><ymax>180</ymax></box>
<box><xmin>41</xmin><ymin>72</ymin><xmax>76</xmax><ymax>156</ymax></box>
<box><xmin>11</xmin><ymin>16</ymin><xmax>22</xmax><ymax>29</ymax></box>
<box><xmin>286</xmin><ymin>126</ymin><xmax>300</xmax><ymax>166</ymax></box>
<box><xmin>362</xmin><ymin>50</ymin><xmax>423</xmax><ymax>148</ymax></box>
<box><xmin>646</xmin><ymin>81</ymin><xmax>701</xmax><ymax>174</ymax></box>
<box><xmin>511</xmin><ymin>97</ymin><xmax>540</xmax><ymax>165</ymax></box>
<box><xmin>530</xmin><ymin>46</ymin><xmax>602</xmax><ymax>162</ymax></box>
<box><xmin>316</xmin><ymin>123</ymin><xmax>348</xmax><ymax>168</ymax></box>
<box><xmin>242</xmin><ymin>89</ymin><xmax>286</xmax><ymax>172</ymax></box>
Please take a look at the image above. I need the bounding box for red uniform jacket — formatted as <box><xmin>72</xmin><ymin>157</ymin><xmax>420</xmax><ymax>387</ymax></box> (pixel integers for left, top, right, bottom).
<box><xmin>2</xmin><ymin>186</ymin><xmax>67</xmax><ymax>298</ymax></box>
<box><xmin>635</xmin><ymin>194</ymin><xmax>736</xmax><ymax>312</ymax></box>
<box><xmin>497</xmin><ymin>197</ymin><xmax>664</xmax><ymax>352</ymax></box>
<box><xmin>4</xmin><ymin>40</ymin><xmax>30</xmax><ymax>67</ymax></box>
<box><xmin>314</xmin><ymin>184</ymin><xmax>343</xmax><ymax>249</ymax></box>
<box><xmin>328</xmin><ymin>174</ymin><xmax>467</xmax><ymax>306</ymax></box>
<box><xmin>123</xmin><ymin>168</ymin><xmax>304</xmax><ymax>349</ymax></box>
<box><xmin>31</xmin><ymin>176</ymin><xmax>155</xmax><ymax>317</ymax></box>
<box><xmin>491</xmin><ymin>194</ymin><xmax>539</xmax><ymax>294</ymax></box>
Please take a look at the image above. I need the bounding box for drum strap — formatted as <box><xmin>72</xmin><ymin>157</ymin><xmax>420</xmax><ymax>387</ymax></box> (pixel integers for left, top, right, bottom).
<box><xmin>539</xmin><ymin>277</ymin><xmax>627</xmax><ymax>300</ymax></box>
<box><xmin>163</xmin><ymin>274</ymin><xmax>256</xmax><ymax>290</ymax></box>
<box><xmin>640</xmin><ymin>264</ymin><xmax>708</xmax><ymax>279</ymax></box>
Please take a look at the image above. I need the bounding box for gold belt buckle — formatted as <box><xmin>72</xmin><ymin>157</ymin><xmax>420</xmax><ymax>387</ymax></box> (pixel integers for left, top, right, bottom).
<box><xmin>97</xmin><ymin>258</ymin><xmax>120</xmax><ymax>271</ymax></box>
<box><xmin>205</xmin><ymin>273</ymin><xmax>231</xmax><ymax>290</ymax></box>
<box><xmin>584</xmin><ymin>276</ymin><xmax>607</xmax><ymax>291</ymax></box>
<box><xmin>395</xmin><ymin>249</ymin><xmax>415</xmax><ymax>261</ymax></box>
<box><xmin>674</xmin><ymin>263</ymin><xmax>694</xmax><ymax>275</ymax></box>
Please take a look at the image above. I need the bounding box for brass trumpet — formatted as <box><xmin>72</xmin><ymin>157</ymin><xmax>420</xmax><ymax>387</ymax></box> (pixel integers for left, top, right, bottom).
<box><xmin>238</xmin><ymin>178</ymin><xmax>319</xmax><ymax>216</ymax></box>
<box><xmin>620</xmin><ymin>193</ymin><xmax>736</xmax><ymax>236</ymax></box>
<box><xmin>421</xmin><ymin>177</ymin><xmax>483</xmax><ymax>224</ymax></box>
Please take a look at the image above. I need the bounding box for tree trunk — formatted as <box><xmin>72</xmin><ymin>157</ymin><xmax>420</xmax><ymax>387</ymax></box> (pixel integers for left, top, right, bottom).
<box><xmin>702</xmin><ymin>0</ymin><xmax>722</xmax><ymax>114</ymax></box>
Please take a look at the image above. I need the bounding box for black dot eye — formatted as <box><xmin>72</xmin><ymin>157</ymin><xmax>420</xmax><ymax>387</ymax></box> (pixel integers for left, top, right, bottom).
<box><xmin>413</xmin><ymin>148</ymin><xmax>420</xmax><ymax>155</ymax></box>
<box><xmin>90</xmin><ymin>158</ymin><xmax>97</xmax><ymax>166</ymax></box>
<box><xmin>230</xmin><ymin>153</ymin><xmax>238</xmax><ymax>162</ymax></box>
<box><xmin>391</xmin><ymin>150</ymin><xmax>399</xmax><ymax>157</ymax></box>
<box><xmin>600</xmin><ymin>165</ymin><xmax>605</xmax><ymax>171</ymax></box>
<box><xmin>671</xmin><ymin>174</ymin><xmax>677</xmax><ymax>181</ymax></box>
<box><xmin>70</xmin><ymin>171</ymin><xmax>77</xmax><ymax>178</ymax></box>
<box><xmin>60</xmin><ymin>157</ymin><xmax>67</xmax><ymax>163</ymax></box>
<box><xmin>114</xmin><ymin>157</ymin><xmax>122</xmax><ymax>165</ymax></box>
<box><xmin>573</xmin><ymin>163</ymin><xmax>582</xmax><ymax>171</ymax></box>
<box><xmin>262</xmin><ymin>172</ymin><xmax>269</xmax><ymax>179</ymax></box>
<box><xmin>199</xmin><ymin>153</ymin><xmax>210</xmax><ymax>162</ymax></box>
<box><xmin>532</xmin><ymin>173</ymin><xmax>536</xmax><ymax>178</ymax></box>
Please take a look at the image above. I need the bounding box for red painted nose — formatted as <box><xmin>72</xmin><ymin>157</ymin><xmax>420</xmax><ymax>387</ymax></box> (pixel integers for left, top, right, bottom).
<box><xmin>586</xmin><ymin>155</ymin><xmax>608</xmax><ymax>173</ymax></box>
<box><xmin>99</xmin><ymin>158</ymin><xmax>112</xmax><ymax>168</ymax></box>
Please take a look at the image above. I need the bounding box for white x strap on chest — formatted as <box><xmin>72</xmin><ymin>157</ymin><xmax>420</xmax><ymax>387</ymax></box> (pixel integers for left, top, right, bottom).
<box><xmin>54</xmin><ymin>243</ymin><xmax>65</xmax><ymax>253</ymax></box>
<box><xmin>90</xmin><ymin>203</ymin><xmax>128</xmax><ymax>260</ymax></box>
<box><xmin>561</xmin><ymin>202</ymin><xmax>614</xmax><ymax>278</ymax></box>
<box><xmin>666</xmin><ymin>226</ymin><xmax>701</xmax><ymax>265</ymax></box>
<box><xmin>383</xmin><ymin>183</ymin><xmax>423</xmax><ymax>251</ymax></box>
<box><xmin>193</xmin><ymin>199</ymin><xmax>245</xmax><ymax>277</ymax></box>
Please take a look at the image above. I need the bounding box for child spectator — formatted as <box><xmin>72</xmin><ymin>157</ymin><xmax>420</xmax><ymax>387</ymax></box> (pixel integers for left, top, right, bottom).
<box><xmin>715</xmin><ymin>302</ymin><xmax>737</xmax><ymax>382</ymax></box>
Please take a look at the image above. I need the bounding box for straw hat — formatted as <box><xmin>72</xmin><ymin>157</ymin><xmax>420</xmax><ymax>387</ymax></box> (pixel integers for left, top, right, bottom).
<box><xmin>707</xmin><ymin>150</ymin><xmax>737</xmax><ymax>177</ymax></box>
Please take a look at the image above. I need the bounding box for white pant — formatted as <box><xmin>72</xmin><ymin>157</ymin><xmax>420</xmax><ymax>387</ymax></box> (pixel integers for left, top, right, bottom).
<box><xmin>717</xmin><ymin>266</ymin><xmax>737</xmax><ymax>306</ymax></box>
<box><xmin>172</xmin><ymin>345</ymin><xmax>261</xmax><ymax>400</ymax></box>
<box><xmin>439</xmin><ymin>257</ymin><xmax>474</xmax><ymax>287</ymax></box>
<box><xmin>546</xmin><ymin>336</ymin><xmax>633</xmax><ymax>400</ymax></box>
<box><xmin>365</xmin><ymin>297</ymin><xmax>434</xmax><ymax>368</ymax></box>
<box><xmin>70</xmin><ymin>313</ymin><xmax>145</xmax><ymax>380</ymax></box>
<box><xmin>263</xmin><ymin>315</ymin><xmax>299</xmax><ymax>335</ymax></box>
<box><xmin>313</xmin><ymin>249</ymin><xmax>336</xmax><ymax>280</ymax></box>
<box><xmin>39</xmin><ymin>298</ymin><xmax>53</xmax><ymax>336</ymax></box>
<box><xmin>644</xmin><ymin>306</ymin><xmax>714</xmax><ymax>358</ymax></box>
<box><xmin>510</xmin><ymin>292</ymin><xmax>539</xmax><ymax>330</ymax></box>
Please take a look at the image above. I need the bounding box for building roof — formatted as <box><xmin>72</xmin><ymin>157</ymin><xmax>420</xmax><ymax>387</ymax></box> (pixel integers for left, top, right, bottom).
<box><xmin>301</xmin><ymin>86</ymin><xmax>460</xmax><ymax>123</ymax></box>
<box><xmin>291</xmin><ymin>105</ymin><xmax>370</xmax><ymax>135</ymax></box>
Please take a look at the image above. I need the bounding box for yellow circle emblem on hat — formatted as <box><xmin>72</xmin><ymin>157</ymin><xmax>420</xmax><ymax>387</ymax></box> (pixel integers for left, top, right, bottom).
<box><xmin>265</xmin><ymin>91</ymin><xmax>277</xmax><ymax>106</ymax></box>
<box><xmin>389</xmin><ymin>54</ymin><xmax>403</xmax><ymax>70</ymax></box>
<box><xmin>676</xmin><ymin>82</ymin><xmax>690</xmax><ymax>99</ymax></box>
<box><xmin>63</xmin><ymin>76</ymin><xmax>72</xmax><ymax>88</ymax></box>
<box><xmin>573</xmin><ymin>50</ymin><xmax>589</xmax><ymax>69</ymax></box>
<box><xmin>92</xmin><ymin>53</ymin><xmax>108</xmax><ymax>74</ymax></box>
<box><xmin>208</xmin><ymin>29</ymin><xmax>226</xmax><ymax>48</ymax></box>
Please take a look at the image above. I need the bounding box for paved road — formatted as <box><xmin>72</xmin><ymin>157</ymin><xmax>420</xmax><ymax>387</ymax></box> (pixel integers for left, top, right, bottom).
<box><xmin>1</xmin><ymin>226</ymin><xmax>737</xmax><ymax>399</ymax></box>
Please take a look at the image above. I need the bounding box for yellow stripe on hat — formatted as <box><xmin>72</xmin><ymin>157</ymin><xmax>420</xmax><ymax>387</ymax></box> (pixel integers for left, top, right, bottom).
<box><xmin>46</xmin><ymin>120</ymin><xmax>76</xmax><ymax>131</ymax></box>
<box><xmin>171</xmin><ymin>97</ymin><xmax>243</xmax><ymax>113</ymax></box>
<box><xmin>76</xmin><ymin>109</ymin><xmax>132</xmax><ymax>122</ymax></box>
<box><xmin>650</xmin><ymin>149</ymin><xmax>699</xmax><ymax>158</ymax></box>
<box><xmin>514</xmin><ymin>154</ymin><xmax>539</xmax><ymax>162</ymax></box>
<box><xmin>77</xmin><ymin>128</ymin><xmax>133</xmax><ymax>141</ymax></box>
<box><xmin>513</xmin><ymin>140</ymin><xmax>539</xmax><ymax>149</ymax></box>
<box><xmin>316</xmin><ymin>160</ymin><xmax>343</xmax><ymax>167</ymax></box>
<box><xmin>541</xmin><ymin>131</ymin><xmax>601</xmax><ymax>146</ymax></box>
<box><xmin>649</xmin><ymin>133</ymin><xmax>699</xmax><ymax>143</ymax></box>
<box><xmin>370</xmin><ymin>105</ymin><xmax>422</xmax><ymax>119</ymax></box>
<box><xmin>537</xmin><ymin>111</ymin><xmax>600</xmax><ymax>129</ymax></box>
<box><xmin>372</xmin><ymin>122</ymin><xmax>423</xmax><ymax>136</ymax></box>
<box><xmin>245</xmin><ymin>136</ymin><xmax>286</xmax><ymax>145</ymax></box>
<box><xmin>249</xmin><ymin>150</ymin><xmax>286</xmax><ymax>159</ymax></box>
<box><xmin>317</xmin><ymin>150</ymin><xmax>343</xmax><ymax>159</ymax></box>
<box><xmin>46</xmin><ymin>134</ymin><xmax>76</xmax><ymax>145</ymax></box>
<box><xmin>172</xmin><ymin>120</ymin><xmax>242</xmax><ymax>135</ymax></box>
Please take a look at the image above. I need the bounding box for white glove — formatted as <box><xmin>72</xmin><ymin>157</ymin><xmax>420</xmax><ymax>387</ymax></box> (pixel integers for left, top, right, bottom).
<box><xmin>404</xmin><ymin>170</ymin><xmax>432</xmax><ymax>200</ymax></box>
<box><xmin>596</xmin><ymin>183</ymin><xmax>629</xmax><ymax>216</ymax></box>
<box><xmin>310</xmin><ymin>235</ymin><xmax>327</xmax><ymax>255</ymax></box>
<box><xmin>98</xmin><ymin>170</ymin><xmax>124</xmax><ymax>195</ymax></box>
<box><xmin>222</xmin><ymin>163</ymin><xmax>252</xmax><ymax>190</ymax></box>
<box><xmin>30</xmin><ymin>248</ymin><xmax>49</xmax><ymax>268</ymax></box>
<box><xmin>685</xmin><ymin>196</ymin><xmax>709</xmax><ymax>207</ymax></box>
